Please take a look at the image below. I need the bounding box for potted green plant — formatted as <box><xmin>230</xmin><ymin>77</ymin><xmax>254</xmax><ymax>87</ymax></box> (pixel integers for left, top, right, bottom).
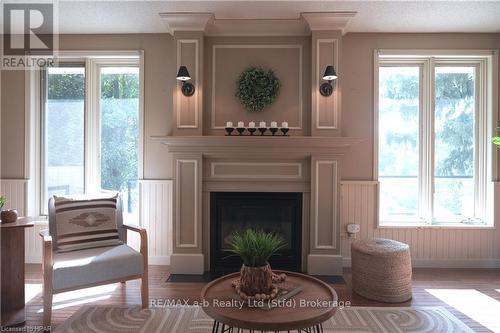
<box><xmin>493</xmin><ymin>126</ymin><xmax>500</xmax><ymax>148</ymax></box>
<box><xmin>0</xmin><ymin>196</ymin><xmax>6</xmax><ymax>211</ymax></box>
<box><xmin>226</xmin><ymin>228</ymin><xmax>285</xmax><ymax>296</ymax></box>
<box><xmin>0</xmin><ymin>195</ymin><xmax>18</xmax><ymax>223</ymax></box>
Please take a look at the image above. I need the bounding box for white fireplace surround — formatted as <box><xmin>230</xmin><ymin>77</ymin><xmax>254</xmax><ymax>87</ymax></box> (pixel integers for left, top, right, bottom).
<box><xmin>155</xmin><ymin>136</ymin><xmax>361</xmax><ymax>275</ymax></box>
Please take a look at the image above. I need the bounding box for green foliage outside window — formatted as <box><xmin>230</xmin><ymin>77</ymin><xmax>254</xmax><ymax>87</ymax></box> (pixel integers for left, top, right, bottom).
<box><xmin>100</xmin><ymin>73</ymin><xmax>139</xmax><ymax>195</ymax></box>
<box><xmin>47</xmin><ymin>72</ymin><xmax>139</xmax><ymax>197</ymax></box>
<box><xmin>493</xmin><ymin>126</ymin><xmax>500</xmax><ymax>148</ymax></box>
<box><xmin>380</xmin><ymin>72</ymin><xmax>475</xmax><ymax>177</ymax></box>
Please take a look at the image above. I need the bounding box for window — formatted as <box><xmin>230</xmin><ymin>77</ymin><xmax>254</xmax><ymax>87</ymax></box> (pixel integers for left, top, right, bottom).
<box><xmin>43</xmin><ymin>66</ymin><xmax>86</xmax><ymax>203</ymax></box>
<box><xmin>375</xmin><ymin>51</ymin><xmax>494</xmax><ymax>226</ymax></box>
<box><xmin>99</xmin><ymin>67</ymin><xmax>140</xmax><ymax>219</ymax></box>
<box><xmin>378</xmin><ymin>66</ymin><xmax>420</xmax><ymax>220</ymax></box>
<box><xmin>38</xmin><ymin>54</ymin><xmax>143</xmax><ymax>220</ymax></box>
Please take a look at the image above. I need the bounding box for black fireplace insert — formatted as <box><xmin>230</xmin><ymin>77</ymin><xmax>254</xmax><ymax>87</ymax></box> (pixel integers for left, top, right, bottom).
<box><xmin>210</xmin><ymin>192</ymin><xmax>302</xmax><ymax>273</ymax></box>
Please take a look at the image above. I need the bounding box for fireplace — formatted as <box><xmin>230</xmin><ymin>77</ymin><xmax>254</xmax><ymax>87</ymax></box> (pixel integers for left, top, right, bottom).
<box><xmin>210</xmin><ymin>192</ymin><xmax>302</xmax><ymax>273</ymax></box>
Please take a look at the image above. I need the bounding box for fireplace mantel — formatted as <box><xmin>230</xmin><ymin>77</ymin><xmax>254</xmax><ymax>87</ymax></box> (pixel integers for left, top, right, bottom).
<box><xmin>157</xmin><ymin>135</ymin><xmax>362</xmax><ymax>275</ymax></box>
<box><xmin>152</xmin><ymin>136</ymin><xmax>362</xmax><ymax>157</ymax></box>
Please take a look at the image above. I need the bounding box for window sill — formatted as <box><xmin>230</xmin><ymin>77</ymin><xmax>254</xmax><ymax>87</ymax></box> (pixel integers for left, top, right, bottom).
<box><xmin>25</xmin><ymin>216</ymin><xmax>48</xmax><ymax>226</ymax></box>
<box><xmin>378</xmin><ymin>222</ymin><xmax>495</xmax><ymax>230</ymax></box>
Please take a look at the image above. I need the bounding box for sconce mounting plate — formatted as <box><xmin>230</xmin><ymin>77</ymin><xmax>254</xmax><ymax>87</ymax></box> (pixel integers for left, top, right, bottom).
<box><xmin>181</xmin><ymin>82</ymin><xmax>195</xmax><ymax>97</ymax></box>
<box><xmin>320</xmin><ymin>82</ymin><xmax>333</xmax><ymax>97</ymax></box>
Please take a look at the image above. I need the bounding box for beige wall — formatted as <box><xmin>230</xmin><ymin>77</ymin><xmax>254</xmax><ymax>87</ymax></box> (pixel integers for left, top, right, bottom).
<box><xmin>2</xmin><ymin>33</ymin><xmax>498</xmax><ymax>180</ymax></box>
<box><xmin>1</xmin><ymin>32</ymin><xmax>499</xmax><ymax>265</ymax></box>
<box><xmin>1</xmin><ymin>33</ymin><xmax>175</xmax><ymax>179</ymax></box>
<box><xmin>1</xmin><ymin>70</ymin><xmax>26</xmax><ymax>178</ymax></box>
<box><xmin>204</xmin><ymin>36</ymin><xmax>311</xmax><ymax>135</ymax></box>
<box><xmin>341</xmin><ymin>33</ymin><xmax>500</xmax><ymax>180</ymax></box>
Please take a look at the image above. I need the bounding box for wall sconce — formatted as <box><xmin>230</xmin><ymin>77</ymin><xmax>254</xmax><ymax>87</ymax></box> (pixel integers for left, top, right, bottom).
<box><xmin>176</xmin><ymin>66</ymin><xmax>195</xmax><ymax>97</ymax></box>
<box><xmin>320</xmin><ymin>65</ymin><xmax>337</xmax><ymax>97</ymax></box>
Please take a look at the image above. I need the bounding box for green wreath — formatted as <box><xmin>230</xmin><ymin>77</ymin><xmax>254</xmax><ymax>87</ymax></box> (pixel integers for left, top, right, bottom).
<box><xmin>235</xmin><ymin>67</ymin><xmax>281</xmax><ymax>112</ymax></box>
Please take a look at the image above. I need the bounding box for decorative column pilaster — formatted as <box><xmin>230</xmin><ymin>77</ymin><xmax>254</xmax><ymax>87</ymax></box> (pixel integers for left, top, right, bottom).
<box><xmin>160</xmin><ymin>13</ymin><xmax>212</xmax><ymax>273</ymax></box>
<box><xmin>302</xmin><ymin>12</ymin><xmax>356</xmax><ymax>137</ymax></box>
<box><xmin>161</xmin><ymin>13</ymin><xmax>213</xmax><ymax>136</ymax></box>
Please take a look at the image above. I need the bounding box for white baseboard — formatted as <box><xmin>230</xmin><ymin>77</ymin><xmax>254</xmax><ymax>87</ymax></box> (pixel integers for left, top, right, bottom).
<box><xmin>307</xmin><ymin>254</ymin><xmax>343</xmax><ymax>275</ymax></box>
<box><xmin>170</xmin><ymin>253</ymin><xmax>205</xmax><ymax>274</ymax></box>
<box><xmin>148</xmin><ymin>256</ymin><xmax>170</xmax><ymax>266</ymax></box>
<box><xmin>26</xmin><ymin>256</ymin><xmax>42</xmax><ymax>264</ymax></box>
<box><xmin>343</xmin><ymin>257</ymin><xmax>500</xmax><ymax>268</ymax></box>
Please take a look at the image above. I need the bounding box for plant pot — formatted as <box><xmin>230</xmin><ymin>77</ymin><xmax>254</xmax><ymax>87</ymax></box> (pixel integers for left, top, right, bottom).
<box><xmin>1</xmin><ymin>209</ymin><xmax>18</xmax><ymax>223</ymax></box>
<box><xmin>239</xmin><ymin>263</ymin><xmax>273</xmax><ymax>296</ymax></box>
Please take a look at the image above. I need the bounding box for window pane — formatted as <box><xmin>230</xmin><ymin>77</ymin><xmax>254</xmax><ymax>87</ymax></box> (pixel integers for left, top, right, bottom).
<box><xmin>100</xmin><ymin>67</ymin><xmax>140</xmax><ymax>221</ymax></box>
<box><xmin>44</xmin><ymin>66</ymin><xmax>85</xmax><ymax>208</ymax></box>
<box><xmin>378</xmin><ymin>66</ymin><xmax>420</xmax><ymax>219</ymax></box>
<box><xmin>434</xmin><ymin>66</ymin><xmax>475</xmax><ymax>220</ymax></box>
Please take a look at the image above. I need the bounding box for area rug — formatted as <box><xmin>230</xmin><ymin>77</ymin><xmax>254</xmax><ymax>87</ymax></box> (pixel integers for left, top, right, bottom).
<box><xmin>54</xmin><ymin>305</ymin><xmax>473</xmax><ymax>333</ymax></box>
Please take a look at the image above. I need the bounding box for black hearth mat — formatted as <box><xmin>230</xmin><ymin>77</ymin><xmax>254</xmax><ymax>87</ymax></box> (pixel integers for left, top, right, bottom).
<box><xmin>166</xmin><ymin>271</ymin><xmax>227</xmax><ymax>282</ymax></box>
<box><xmin>312</xmin><ymin>275</ymin><xmax>346</xmax><ymax>284</ymax></box>
<box><xmin>166</xmin><ymin>272</ymin><xmax>345</xmax><ymax>284</ymax></box>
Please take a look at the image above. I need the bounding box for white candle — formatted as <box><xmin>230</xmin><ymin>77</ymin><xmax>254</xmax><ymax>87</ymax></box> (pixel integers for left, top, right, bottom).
<box><xmin>281</xmin><ymin>121</ymin><xmax>289</xmax><ymax>128</ymax></box>
<box><xmin>259</xmin><ymin>121</ymin><xmax>266</xmax><ymax>128</ymax></box>
<box><xmin>248</xmin><ymin>121</ymin><xmax>256</xmax><ymax>128</ymax></box>
<box><xmin>270</xmin><ymin>121</ymin><xmax>278</xmax><ymax>128</ymax></box>
<box><xmin>237</xmin><ymin>121</ymin><xmax>245</xmax><ymax>128</ymax></box>
<box><xmin>226</xmin><ymin>121</ymin><xmax>233</xmax><ymax>128</ymax></box>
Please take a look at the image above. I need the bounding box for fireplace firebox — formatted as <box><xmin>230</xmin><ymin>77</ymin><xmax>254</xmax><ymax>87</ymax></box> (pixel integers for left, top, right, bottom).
<box><xmin>210</xmin><ymin>192</ymin><xmax>302</xmax><ymax>273</ymax></box>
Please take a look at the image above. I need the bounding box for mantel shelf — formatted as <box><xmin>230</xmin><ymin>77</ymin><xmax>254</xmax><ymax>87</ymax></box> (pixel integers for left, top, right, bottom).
<box><xmin>152</xmin><ymin>136</ymin><xmax>363</xmax><ymax>157</ymax></box>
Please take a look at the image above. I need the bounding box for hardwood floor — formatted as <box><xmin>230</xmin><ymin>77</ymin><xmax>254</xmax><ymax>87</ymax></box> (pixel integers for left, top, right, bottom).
<box><xmin>22</xmin><ymin>264</ymin><xmax>500</xmax><ymax>332</ymax></box>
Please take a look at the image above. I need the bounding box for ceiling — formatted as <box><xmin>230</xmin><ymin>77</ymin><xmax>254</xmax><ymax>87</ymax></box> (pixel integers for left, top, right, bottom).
<box><xmin>56</xmin><ymin>1</ymin><xmax>500</xmax><ymax>34</ymax></box>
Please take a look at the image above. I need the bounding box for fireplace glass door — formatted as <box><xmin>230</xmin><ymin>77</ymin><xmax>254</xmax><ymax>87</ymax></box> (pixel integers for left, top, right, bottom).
<box><xmin>210</xmin><ymin>192</ymin><xmax>302</xmax><ymax>273</ymax></box>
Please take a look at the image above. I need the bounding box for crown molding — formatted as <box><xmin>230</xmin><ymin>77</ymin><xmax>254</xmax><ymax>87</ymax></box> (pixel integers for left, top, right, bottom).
<box><xmin>206</xmin><ymin>18</ymin><xmax>310</xmax><ymax>36</ymax></box>
<box><xmin>301</xmin><ymin>12</ymin><xmax>357</xmax><ymax>35</ymax></box>
<box><xmin>159</xmin><ymin>12</ymin><xmax>214</xmax><ymax>34</ymax></box>
<box><xmin>159</xmin><ymin>11</ymin><xmax>357</xmax><ymax>36</ymax></box>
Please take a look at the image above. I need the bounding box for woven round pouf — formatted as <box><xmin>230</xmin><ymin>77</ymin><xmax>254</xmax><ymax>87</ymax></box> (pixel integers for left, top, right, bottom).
<box><xmin>351</xmin><ymin>238</ymin><xmax>412</xmax><ymax>303</ymax></box>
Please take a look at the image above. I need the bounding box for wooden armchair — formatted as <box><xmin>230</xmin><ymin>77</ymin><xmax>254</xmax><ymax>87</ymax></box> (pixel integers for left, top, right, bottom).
<box><xmin>39</xmin><ymin>196</ymin><xmax>148</xmax><ymax>327</ymax></box>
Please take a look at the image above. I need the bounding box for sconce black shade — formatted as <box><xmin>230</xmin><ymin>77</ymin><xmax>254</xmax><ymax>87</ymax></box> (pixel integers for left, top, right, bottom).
<box><xmin>320</xmin><ymin>65</ymin><xmax>337</xmax><ymax>97</ymax></box>
<box><xmin>176</xmin><ymin>66</ymin><xmax>191</xmax><ymax>81</ymax></box>
<box><xmin>322</xmin><ymin>65</ymin><xmax>337</xmax><ymax>81</ymax></box>
<box><xmin>176</xmin><ymin>66</ymin><xmax>195</xmax><ymax>97</ymax></box>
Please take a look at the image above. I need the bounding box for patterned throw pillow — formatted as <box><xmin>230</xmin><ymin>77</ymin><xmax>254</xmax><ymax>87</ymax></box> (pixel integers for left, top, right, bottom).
<box><xmin>54</xmin><ymin>194</ymin><xmax>123</xmax><ymax>252</ymax></box>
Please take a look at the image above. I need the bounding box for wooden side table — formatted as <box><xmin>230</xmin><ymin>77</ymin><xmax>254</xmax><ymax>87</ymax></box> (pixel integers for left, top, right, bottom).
<box><xmin>201</xmin><ymin>270</ymin><xmax>338</xmax><ymax>332</ymax></box>
<box><xmin>0</xmin><ymin>218</ymin><xmax>34</xmax><ymax>327</ymax></box>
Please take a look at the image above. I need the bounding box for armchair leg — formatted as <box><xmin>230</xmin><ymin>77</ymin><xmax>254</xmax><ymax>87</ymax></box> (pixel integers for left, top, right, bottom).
<box><xmin>43</xmin><ymin>285</ymin><xmax>53</xmax><ymax>328</ymax></box>
<box><xmin>141</xmin><ymin>274</ymin><xmax>149</xmax><ymax>308</ymax></box>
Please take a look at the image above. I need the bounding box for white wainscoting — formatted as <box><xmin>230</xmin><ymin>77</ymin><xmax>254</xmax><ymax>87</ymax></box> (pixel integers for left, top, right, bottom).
<box><xmin>6</xmin><ymin>179</ymin><xmax>173</xmax><ymax>265</ymax></box>
<box><xmin>25</xmin><ymin>222</ymin><xmax>47</xmax><ymax>263</ymax></box>
<box><xmin>0</xmin><ymin>179</ymin><xmax>28</xmax><ymax>216</ymax></box>
<box><xmin>0</xmin><ymin>178</ymin><xmax>45</xmax><ymax>263</ymax></box>
<box><xmin>138</xmin><ymin>179</ymin><xmax>173</xmax><ymax>265</ymax></box>
<box><xmin>340</xmin><ymin>181</ymin><xmax>500</xmax><ymax>268</ymax></box>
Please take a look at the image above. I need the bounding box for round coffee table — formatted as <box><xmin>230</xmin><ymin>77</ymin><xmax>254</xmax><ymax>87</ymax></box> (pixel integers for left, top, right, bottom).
<box><xmin>201</xmin><ymin>270</ymin><xmax>338</xmax><ymax>332</ymax></box>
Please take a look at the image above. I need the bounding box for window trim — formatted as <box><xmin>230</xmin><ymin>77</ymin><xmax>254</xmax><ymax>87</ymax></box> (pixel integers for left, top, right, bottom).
<box><xmin>373</xmin><ymin>49</ymin><xmax>497</xmax><ymax>228</ymax></box>
<box><xmin>26</xmin><ymin>50</ymin><xmax>144</xmax><ymax>218</ymax></box>
<box><xmin>40</xmin><ymin>62</ymin><xmax>87</xmax><ymax>210</ymax></box>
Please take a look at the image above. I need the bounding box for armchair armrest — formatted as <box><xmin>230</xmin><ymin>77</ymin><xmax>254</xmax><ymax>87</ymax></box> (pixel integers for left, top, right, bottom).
<box><xmin>39</xmin><ymin>229</ymin><xmax>51</xmax><ymax>240</ymax></box>
<box><xmin>123</xmin><ymin>223</ymin><xmax>146</xmax><ymax>234</ymax></box>
<box><xmin>123</xmin><ymin>223</ymin><xmax>148</xmax><ymax>260</ymax></box>
<box><xmin>39</xmin><ymin>229</ymin><xmax>53</xmax><ymax>269</ymax></box>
